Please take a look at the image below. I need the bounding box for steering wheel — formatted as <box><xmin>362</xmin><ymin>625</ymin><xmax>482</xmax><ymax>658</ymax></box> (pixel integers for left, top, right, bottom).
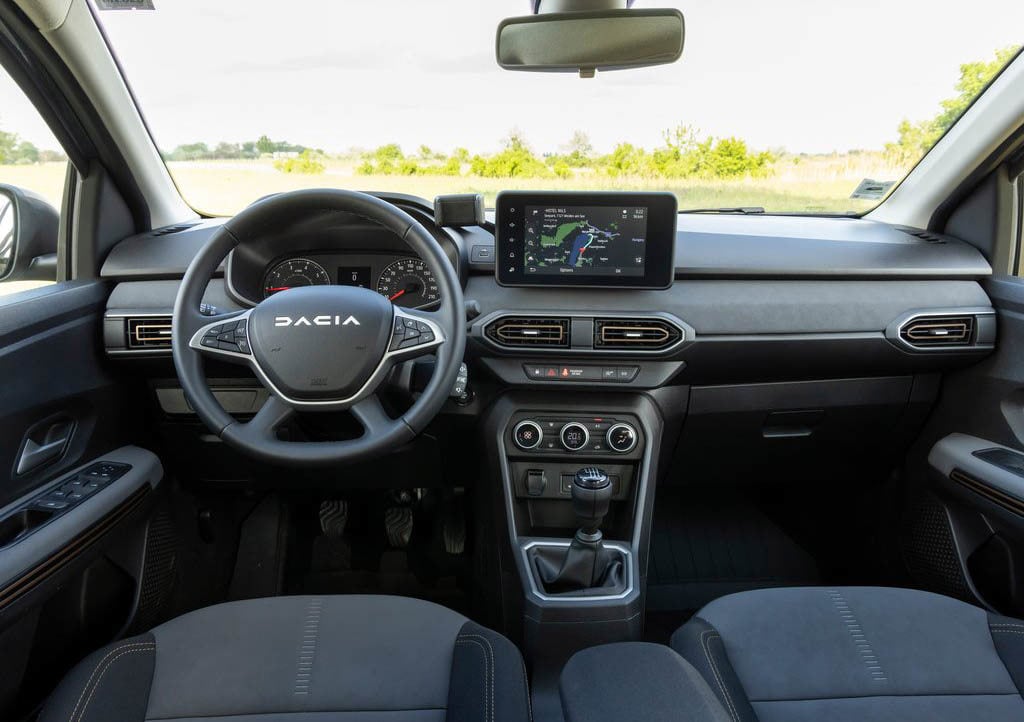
<box><xmin>171</xmin><ymin>189</ymin><xmax>466</xmax><ymax>466</ymax></box>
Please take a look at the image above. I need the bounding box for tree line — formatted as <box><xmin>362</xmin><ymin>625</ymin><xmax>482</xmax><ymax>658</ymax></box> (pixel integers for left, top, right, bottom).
<box><xmin>0</xmin><ymin>126</ymin><xmax>66</xmax><ymax>164</ymax></box>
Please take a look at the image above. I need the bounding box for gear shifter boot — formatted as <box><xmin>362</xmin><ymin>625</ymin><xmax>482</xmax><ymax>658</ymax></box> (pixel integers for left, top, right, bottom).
<box><xmin>532</xmin><ymin>536</ymin><xmax>627</xmax><ymax>595</ymax></box>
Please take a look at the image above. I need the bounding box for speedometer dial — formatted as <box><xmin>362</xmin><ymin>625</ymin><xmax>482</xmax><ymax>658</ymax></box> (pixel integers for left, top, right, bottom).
<box><xmin>376</xmin><ymin>258</ymin><xmax>440</xmax><ymax>308</ymax></box>
<box><xmin>263</xmin><ymin>258</ymin><xmax>331</xmax><ymax>298</ymax></box>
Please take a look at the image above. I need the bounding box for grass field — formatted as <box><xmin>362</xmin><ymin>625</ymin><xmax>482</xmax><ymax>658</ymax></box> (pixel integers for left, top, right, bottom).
<box><xmin>1</xmin><ymin>153</ymin><xmax>902</xmax><ymax>217</ymax></box>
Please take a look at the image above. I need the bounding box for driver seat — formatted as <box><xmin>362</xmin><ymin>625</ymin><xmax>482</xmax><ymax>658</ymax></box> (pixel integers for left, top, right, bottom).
<box><xmin>40</xmin><ymin>595</ymin><xmax>531</xmax><ymax>722</ymax></box>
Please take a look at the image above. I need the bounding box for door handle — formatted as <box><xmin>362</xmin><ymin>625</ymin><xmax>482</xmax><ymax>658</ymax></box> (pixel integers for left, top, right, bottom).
<box><xmin>16</xmin><ymin>419</ymin><xmax>74</xmax><ymax>475</ymax></box>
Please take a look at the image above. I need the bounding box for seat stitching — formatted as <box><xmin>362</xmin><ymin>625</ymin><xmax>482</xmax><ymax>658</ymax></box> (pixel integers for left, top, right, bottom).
<box><xmin>68</xmin><ymin>642</ymin><xmax>155</xmax><ymax>722</ymax></box>
<box><xmin>72</xmin><ymin>644</ymin><xmax>155</xmax><ymax>722</ymax></box>
<box><xmin>459</xmin><ymin>634</ymin><xmax>495</xmax><ymax>722</ymax></box>
<box><xmin>293</xmin><ymin>597</ymin><xmax>323</xmax><ymax>697</ymax></box>
<box><xmin>455</xmin><ymin>637</ymin><xmax>492</xmax><ymax>722</ymax></box>
<box><xmin>827</xmin><ymin>589</ymin><xmax>888</xmax><ymax>683</ymax></box>
<box><xmin>520</xmin><ymin>657</ymin><xmax>534</xmax><ymax>722</ymax></box>
<box><xmin>700</xmin><ymin>629</ymin><xmax>740</xmax><ymax>722</ymax></box>
<box><xmin>991</xmin><ymin>629</ymin><xmax>1024</xmax><ymax>635</ymax></box>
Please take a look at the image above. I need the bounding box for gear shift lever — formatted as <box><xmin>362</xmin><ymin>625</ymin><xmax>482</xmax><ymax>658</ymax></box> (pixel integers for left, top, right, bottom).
<box><xmin>532</xmin><ymin>466</ymin><xmax>624</xmax><ymax>593</ymax></box>
<box><xmin>572</xmin><ymin>467</ymin><xmax>612</xmax><ymax>541</ymax></box>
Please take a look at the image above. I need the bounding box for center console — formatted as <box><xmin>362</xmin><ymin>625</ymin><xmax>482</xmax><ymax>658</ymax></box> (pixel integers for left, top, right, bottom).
<box><xmin>476</xmin><ymin>191</ymin><xmax>681</xmax><ymax>716</ymax></box>
<box><xmin>484</xmin><ymin>390</ymin><xmax>671</xmax><ymax>692</ymax></box>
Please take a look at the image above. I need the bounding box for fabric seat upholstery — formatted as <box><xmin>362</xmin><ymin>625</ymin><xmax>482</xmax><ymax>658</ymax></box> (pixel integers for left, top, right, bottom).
<box><xmin>671</xmin><ymin>586</ymin><xmax>1024</xmax><ymax>722</ymax></box>
<box><xmin>41</xmin><ymin>595</ymin><xmax>531</xmax><ymax>722</ymax></box>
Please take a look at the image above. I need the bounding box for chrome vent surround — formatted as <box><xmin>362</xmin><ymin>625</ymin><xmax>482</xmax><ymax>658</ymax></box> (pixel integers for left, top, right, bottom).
<box><xmin>899</xmin><ymin>315</ymin><xmax>974</xmax><ymax>348</ymax></box>
<box><xmin>594</xmin><ymin>318</ymin><xmax>683</xmax><ymax>351</ymax></box>
<box><xmin>126</xmin><ymin>317</ymin><xmax>173</xmax><ymax>349</ymax></box>
<box><xmin>484</xmin><ymin>316</ymin><xmax>570</xmax><ymax>348</ymax></box>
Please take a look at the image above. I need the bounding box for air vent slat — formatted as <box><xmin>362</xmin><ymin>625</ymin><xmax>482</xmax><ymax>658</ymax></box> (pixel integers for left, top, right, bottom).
<box><xmin>899</xmin><ymin>315</ymin><xmax>974</xmax><ymax>348</ymax></box>
<box><xmin>594</xmin><ymin>318</ymin><xmax>682</xmax><ymax>351</ymax></box>
<box><xmin>485</xmin><ymin>316</ymin><xmax>570</xmax><ymax>349</ymax></box>
<box><xmin>126</xmin><ymin>317</ymin><xmax>173</xmax><ymax>350</ymax></box>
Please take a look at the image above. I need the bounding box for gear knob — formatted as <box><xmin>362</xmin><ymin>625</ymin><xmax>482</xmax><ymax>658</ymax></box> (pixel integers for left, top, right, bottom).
<box><xmin>572</xmin><ymin>467</ymin><xmax>612</xmax><ymax>538</ymax></box>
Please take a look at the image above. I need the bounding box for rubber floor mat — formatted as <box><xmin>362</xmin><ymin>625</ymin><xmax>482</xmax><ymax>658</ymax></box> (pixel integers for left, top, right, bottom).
<box><xmin>648</xmin><ymin>495</ymin><xmax>819</xmax><ymax>616</ymax></box>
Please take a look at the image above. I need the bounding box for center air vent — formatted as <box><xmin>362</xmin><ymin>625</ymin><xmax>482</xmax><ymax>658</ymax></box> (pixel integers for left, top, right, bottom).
<box><xmin>899</xmin><ymin>315</ymin><xmax>974</xmax><ymax>348</ymax></box>
<box><xmin>594</xmin><ymin>318</ymin><xmax>682</xmax><ymax>351</ymax></box>
<box><xmin>126</xmin><ymin>316</ymin><xmax>173</xmax><ymax>349</ymax></box>
<box><xmin>485</xmin><ymin>316</ymin><xmax>570</xmax><ymax>348</ymax></box>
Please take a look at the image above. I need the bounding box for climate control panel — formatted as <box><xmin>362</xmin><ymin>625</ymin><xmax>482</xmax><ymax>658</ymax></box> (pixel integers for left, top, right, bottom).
<box><xmin>509</xmin><ymin>414</ymin><xmax>643</xmax><ymax>456</ymax></box>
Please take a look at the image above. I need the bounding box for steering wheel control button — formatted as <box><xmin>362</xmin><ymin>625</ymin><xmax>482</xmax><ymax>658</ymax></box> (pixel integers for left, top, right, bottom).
<box><xmin>560</xmin><ymin>422</ymin><xmax>590</xmax><ymax>451</ymax></box>
<box><xmin>607</xmin><ymin>423</ymin><xmax>639</xmax><ymax>453</ymax></box>
<box><xmin>513</xmin><ymin>420</ymin><xmax>544</xmax><ymax>450</ymax></box>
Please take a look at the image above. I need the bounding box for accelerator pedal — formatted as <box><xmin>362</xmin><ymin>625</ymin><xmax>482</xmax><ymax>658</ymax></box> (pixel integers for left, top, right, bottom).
<box><xmin>443</xmin><ymin>507</ymin><xmax>466</xmax><ymax>556</ymax></box>
<box><xmin>318</xmin><ymin>500</ymin><xmax>349</xmax><ymax>538</ymax></box>
<box><xmin>384</xmin><ymin>506</ymin><xmax>414</xmax><ymax>548</ymax></box>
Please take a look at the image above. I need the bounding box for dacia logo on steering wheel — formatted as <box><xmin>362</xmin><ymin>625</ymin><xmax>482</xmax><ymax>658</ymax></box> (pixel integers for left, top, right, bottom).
<box><xmin>274</xmin><ymin>315</ymin><xmax>361</xmax><ymax>327</ymax></box>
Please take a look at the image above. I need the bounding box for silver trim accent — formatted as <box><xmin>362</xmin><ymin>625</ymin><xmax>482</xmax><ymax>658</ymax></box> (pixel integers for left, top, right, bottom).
<box><xmin>187</xmin><ymin>307</ymin><xmax>445</xmax><ymax>411</ymax></box>
<box><xmin>888</xmin><ymin>307</ymin><xmax>996</xmax><ymax>354</ymax></box>
<box><xmin>606</xmin><ymin>423</ymin><xmax>639</xmax><ymax>453</ymax></box>
<box><xmin>512</xmin><ymin>420</ymin><xmax>544</xmax><ymax>450</ymax></box>
<box><xmin>519</xmin><ymin>539</ymin><xmax>634</xmax><ymax>603</ymax></box>
<box><xmin>475</xmin><ymin>310</ymin><xmax>690</xmax><ymax>356</ymax></box>
<box><xmin>559</xmin><ymin>422</ymin><xmax>590</xmax><ymax>452</ymax></box>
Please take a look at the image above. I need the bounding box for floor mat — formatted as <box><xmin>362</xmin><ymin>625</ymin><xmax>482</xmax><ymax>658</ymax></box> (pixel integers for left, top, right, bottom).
<box><xmin>647</xmin><ymin>494</ymin><xmax>819</xmax><ymax>623</ymax></box>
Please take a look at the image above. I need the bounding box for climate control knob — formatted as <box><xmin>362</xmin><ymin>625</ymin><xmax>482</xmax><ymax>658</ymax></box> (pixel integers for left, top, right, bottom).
<box><xmin>512</xmin><ymin>420</ymin><xmax>543</xmax><ymax>450</ymax></box>
<box><xmin>606</xmin><ymin>423</ymin><xmax>638</xmax><ymax>453</ymax></box>
<box><xmin>560</xmin><ymin>422</ymin><xmax>590</xmax><ymax>452</ymax></box>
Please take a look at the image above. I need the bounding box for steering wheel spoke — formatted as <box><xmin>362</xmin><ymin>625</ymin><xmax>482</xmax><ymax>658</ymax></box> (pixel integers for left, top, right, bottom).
<box><xmin>351</xmin><ymin>394</ymin><xmax>392</xmax><ymax>436</ymax></box>
<box><xmin>244</xmin><ymin>392</ymin><xmax>295</xmax><ymax>439</ymax></box>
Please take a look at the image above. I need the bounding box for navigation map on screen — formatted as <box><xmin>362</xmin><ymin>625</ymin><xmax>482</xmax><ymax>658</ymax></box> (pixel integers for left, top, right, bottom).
<box><xmin>523</xmin><ymin>205</ymin><xmax>647</xmax><ymax>277</ymax></box>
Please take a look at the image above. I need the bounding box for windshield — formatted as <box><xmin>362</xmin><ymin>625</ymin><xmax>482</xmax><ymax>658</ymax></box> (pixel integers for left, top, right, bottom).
<box><xmin>89</xmin><ymin>1</ymin><xmax>1020</xmax><ymax>217</ymax></box>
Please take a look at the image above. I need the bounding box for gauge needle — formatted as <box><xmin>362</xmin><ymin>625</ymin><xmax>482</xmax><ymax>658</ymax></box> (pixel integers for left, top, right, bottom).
<box><xmin>389</xmin><ymin>289</ymin><xmax>406</xmax><ymax>301</ymax></box>
<box><xmin>266</xmin><ymin>286</ymin><xmax>291</xmax><ymax>292</ymax></box>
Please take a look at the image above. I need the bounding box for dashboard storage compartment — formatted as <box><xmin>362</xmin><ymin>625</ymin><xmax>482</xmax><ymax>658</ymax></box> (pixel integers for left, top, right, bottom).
<box><xmin>670</xmin><ymin>376</ymin><xmax>936</xmax><ymax>485</ymax></box>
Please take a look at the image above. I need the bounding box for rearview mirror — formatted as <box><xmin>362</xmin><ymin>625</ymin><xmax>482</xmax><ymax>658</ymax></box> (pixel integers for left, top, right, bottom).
<box><xmin>496</xmin><ymin>8</ymin><xmax>684</xmax><ymax>77</ymax></box>
<box><xmin>0</xmin><ymin>184</ymin><xmax>59</xmax><ymax>283</ymax></box>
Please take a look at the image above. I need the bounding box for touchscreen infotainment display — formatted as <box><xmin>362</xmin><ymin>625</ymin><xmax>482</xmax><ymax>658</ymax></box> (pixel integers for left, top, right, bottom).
<box><xmin>523</xmin><ymin>205</ymin><xmax>648</xmax><ymax>278</ymax></box>
<box><xmin>495</xmin><ymin>192</ymin><xmax>676</xmax><ymax>289</ymax></box>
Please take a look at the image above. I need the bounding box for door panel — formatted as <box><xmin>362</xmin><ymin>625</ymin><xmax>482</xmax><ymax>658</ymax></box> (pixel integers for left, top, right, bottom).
<box><xmin>0</xmin><ymin>280</ymin><xmax>158</xmax><ymax>719</ymax></box>
<box><xmin>907</xmin><ymin>275</ymin><xmax>1024</xmax><ymax>615</ymax></box>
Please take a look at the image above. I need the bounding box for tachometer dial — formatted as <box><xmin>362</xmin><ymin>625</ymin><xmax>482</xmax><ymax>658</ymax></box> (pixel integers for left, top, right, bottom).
<box><xmin>263</xmin><ymin>258</ymin><xmax>331</xmax><ymax>298</ymax></box>
<box><xmin>376</xmin><ymin>258</ymin><xmax>440</xmax><ymax>308</ymax></box>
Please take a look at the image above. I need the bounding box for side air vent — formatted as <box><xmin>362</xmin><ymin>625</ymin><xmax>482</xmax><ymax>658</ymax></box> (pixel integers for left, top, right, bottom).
<box><xmin>126</xmin><ymin>316</ymin><xmax>173</xmax><ymax>349</ymax></box>
<box><xmin>899</xmin><ymin>315</ymin><xmax>974</xmax><ymax>348</ymax></box>
<box><xmin>594</xmin><ymin>318</ymin><xmax>683</xmax><ymax>351</ymax></box>
<box><xmin>485</xmin><ymin>316</ymin><xmax>570</xmax><ymax>348</ymax></box>
<box><xmin>152</xmin><ymin>223</ymin><xmax>198</xmax><ymax>237</ymax></box>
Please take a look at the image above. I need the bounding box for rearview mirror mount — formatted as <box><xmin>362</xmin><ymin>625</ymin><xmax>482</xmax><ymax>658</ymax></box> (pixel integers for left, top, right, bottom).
<box><xmin>496</xmin><ymin>8</ymin><xmax>684</xmax><ymax>78</ymax></box>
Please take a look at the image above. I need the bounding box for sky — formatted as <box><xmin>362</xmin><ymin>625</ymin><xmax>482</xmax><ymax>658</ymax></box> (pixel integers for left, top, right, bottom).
<box><xmin>2</xmin><ymin>0</ymin><xmax>1022</xmax><ymax>156</ymax></box>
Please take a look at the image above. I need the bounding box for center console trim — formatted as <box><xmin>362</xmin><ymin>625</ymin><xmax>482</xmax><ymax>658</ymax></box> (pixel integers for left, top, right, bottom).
<box><xmin>520</xmin><ymin>539</ymin><xmax>635</xmax><ymax>602</ymax></box>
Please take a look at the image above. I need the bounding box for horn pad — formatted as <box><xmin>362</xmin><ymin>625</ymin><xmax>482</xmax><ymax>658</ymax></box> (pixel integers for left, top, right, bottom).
<box><xmin>247</xmin><ymin>286</ymin><xmax>393</xmax><ymax>401</ymax></box>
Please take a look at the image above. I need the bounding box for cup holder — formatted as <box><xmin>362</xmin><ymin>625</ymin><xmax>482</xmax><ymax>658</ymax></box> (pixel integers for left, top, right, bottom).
<box><xmin>0</xmin><ymin>508</ymin><xmax>55</xmax><ymax>548</ymax></box>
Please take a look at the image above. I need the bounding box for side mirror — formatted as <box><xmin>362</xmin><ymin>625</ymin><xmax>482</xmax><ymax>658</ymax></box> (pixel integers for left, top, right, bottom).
<box><xmin>0</xmin><ymin>184</ymin><xmax>59</xmax><ymax>283</ymax></box>
<box><xmin>496</xmin><ymin>8</ymin><xmax>684</xmax><ymax>77</ymax></box>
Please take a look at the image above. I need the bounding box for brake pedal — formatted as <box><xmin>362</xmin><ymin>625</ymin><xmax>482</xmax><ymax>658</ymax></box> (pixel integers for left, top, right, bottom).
<box><xmin>318</xmin><ymin>500</ymin><xmax>348</xmax><ymax>538</ymax></box>
<box><xmin>384</xmin><ymin>506</ymin><xmax>414</xmax><ymax>548</ymax></box>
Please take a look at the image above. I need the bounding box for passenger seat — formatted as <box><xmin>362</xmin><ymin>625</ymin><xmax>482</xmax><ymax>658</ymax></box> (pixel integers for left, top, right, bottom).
<box><xmin>670</xmin><ymin>586</ymin><xmax>1024</xmax><ymax>722</ymax></box>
